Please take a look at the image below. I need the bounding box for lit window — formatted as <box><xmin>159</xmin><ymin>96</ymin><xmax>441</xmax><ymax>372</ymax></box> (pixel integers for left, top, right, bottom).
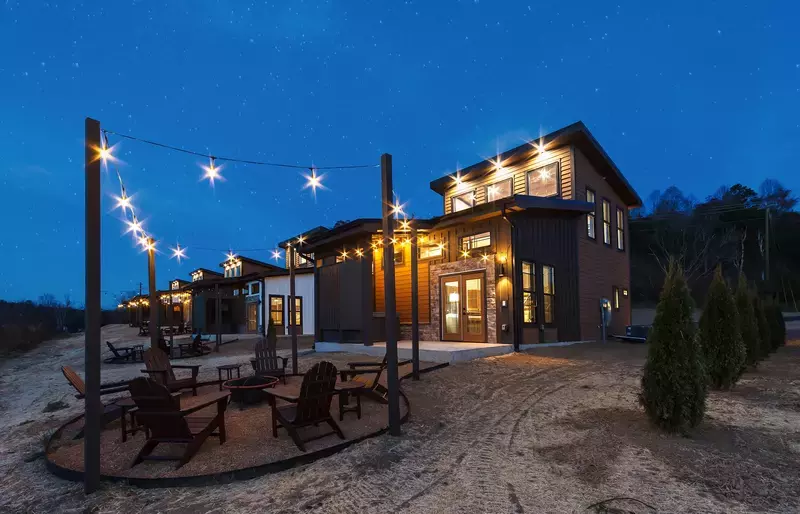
<box><xmin>486</xmin><ymin>178</ymin><xmax>513</xmax><ymax>202</ymax></box>
<box><xmin>335</xmin><ymin>255</ymin><xmax>345</xmax><ymax>263</ymax></box>
<box><xmin>291</xmin><ymin>297</ymin><xmax>303</xmax><ymax>326</ymax></box>
<box><xmin>522</xmin><ymin>261</ymin><xmax>536</xmax><ymax>324</ymax></box>
<box><xmin>602</xmin><ymin>200</ymin><xmax>611</xmax><ymax>245</ymax></box>
<box><xmin>452</xmin><ymin>191</ymin><xmax>475</xmax><ymax>212</ymax></box>
<box><xmin>460</xmin><ymin>232</ymin><xmax>491</xmax><ymax>251</ymax></box>
<box><xmin>269</xmin><ymin>296</ymin><xmax>284</xmax><ymax>326</ymax></box>
<box><xmin>527</xmin><ymin>162</ymin><xmax>559</xmax><ymax>198</ymax></box>
<box><xmin>616</xmin><ymin>207</ymin><xmax>625</xmax><ymax>251</ymax></box>
<box><xmin>543</xmin><ymin>265</ymin><xmax>555</xmax><ymax>324</ymax></box>
<box><xmin>613</xmin><ymin>286</ymin><xmax>620</xmax><ymax>311</ymax></box>
<box><xmin>394</xmin><ymin>247</ymin><xmax>404</xmax><ymax>265</ymax></box>
<box><xmin>586</xmin><ymin>189</ymin><xmax>596</xmax><ymax>240</ymax></box>
<box><xmin>419</xmin><ymin>243</ymin><xmax>443</xmax><ymax>260</ymax></box>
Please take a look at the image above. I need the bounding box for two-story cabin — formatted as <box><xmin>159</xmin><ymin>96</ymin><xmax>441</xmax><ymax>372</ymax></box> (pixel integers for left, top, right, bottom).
<box><xmin>300</xmin><ymin>122</ymin><xmax>641</xmax><ymax>346</ymax></box>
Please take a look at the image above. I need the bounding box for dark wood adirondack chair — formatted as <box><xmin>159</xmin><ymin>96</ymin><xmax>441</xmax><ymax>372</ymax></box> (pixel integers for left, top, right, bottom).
<box><xmin>270</xmin><ymin>361</ymin><xmax>344</xmax><ymax>451</ymax></box>
<box><xmin>142</xmin><ymin>347</ymin><xmax>200</xmax><ymax>396</ymax></box>
<box><xmin>251</xmin><ymin>340</ymin><xmax>289</xmax><ymax>383</ymax></box>
<box><xmin>128</xmin><ymin>377</ymin><xmax>228</xmax><ymax>469</ymax></box>
<box><xmin>105</xmin><ymin>341</ymin><xmax>143</xmax><ymax>363</ymax></box>
<box><xmin>339</xmin><ymin>355</ymin><xmax>412</xmax><ymax>404</ymax></box>
<box><xmin>61</xmin><ymin>366</ymin><xmax>129</xmax><ymax>438</ymax></box>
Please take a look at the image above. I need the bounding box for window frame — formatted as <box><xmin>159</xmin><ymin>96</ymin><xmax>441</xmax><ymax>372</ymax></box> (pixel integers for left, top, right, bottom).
<box><xmin>249</xmin><ymin>282</ymin><xmax>260</xmax><ymax>296</ymax></box>
<box><xmin>526</xmin><ymin>162</ymin><xmax>560</xmax><ymax>198</ymax></box>
<box><xmin>459</xmin><ymin>231</ymin><xmax>492</xmax><ymax>252</ymax></box>
<box><xmin>451</xmin><ymin>190</ymin><xmax>476</xmax><ymax>213</ymax></box>
<box><xmin>586</xmin><ymin>188</ymin><xmax>597</xmax><ymax>240</ymax></box>
<box><xmin>394</xmin><ymin>246</ymin><xmax>405</xmax><ymax>265</ymax></box>
<box><xmin>542</xmin><ymin>264</ymin><xmax>556</xmax><ymax>326</ymax></box>
<box><xmin>291</xmin><ymin>296</ymin><xmax>303</xmax><ymax>326</ymax></box>
<box><xmin>269</xmin><ymin>295</ymin><xmax>285</xmax><ymax>326</ymax></box>
<box><xmin>616</xmin><ymin>207</ymin><xmax>625</xmax><ymax>251</ymax></box>
<box><xmin>485</xmin><ymin>177</ymin><xmax>514</xmax><ymax>202</ymax></box>
<box><xmin>601</xmin><ymin>198</ymin><xmax>612</xmax><ymax>246</ymax></box>
<box><xmin>521</xmin><ymin>260</ymin><xmax>536</xmax><ymax>325</ymax></box>
<box><xmin>418</xmin><ymin>242</ymin><xmax>443</xmax><ymax>260</ymax></box>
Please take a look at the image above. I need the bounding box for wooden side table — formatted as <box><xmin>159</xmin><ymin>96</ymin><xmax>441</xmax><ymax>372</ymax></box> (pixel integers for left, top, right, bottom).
<box><xmin>217</xmin><ymin>364</ymin><xmax>242</xmax><ymax>391</ymax></box>
<box><xmin>336</xmin><ymin>381</ymin><xmax>365</xmax><ymax>421</ymax></box>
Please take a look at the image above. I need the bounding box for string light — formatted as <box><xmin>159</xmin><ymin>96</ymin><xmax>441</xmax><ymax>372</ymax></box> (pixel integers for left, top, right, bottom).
<box><xmin>272</xmin><ymin>249</ymin><xmax>282</xmax><ymax>261</ymax></box>
<box><xmin>355</xmin><ymin>248</ymin><xmax>364</xmax><ymax>258</ymax></box>
<box><xmin>114</xmin><ymin>193</ymin><xmax>132</xmax><ymax>213</ymax></box>
<box><xmin>170</xmin><ymin>243</ymin><xmax>187</xmax><ymax>264</ymax></box>
<box><xmin>340</xmin><ymin>249</ymin><xmax>348</xmax><ymax>260</ymax></box>
<box><xmin>303</xmin><ymin>168</ymin><xmax>325</xmax><ymax>197</ymax></box>
<box><xmin>226</xmin><ymin>251</ymin><xmax>237</xmax><ymax>262</ymax></box>
<box><xmin>461</xmin><ymin>249</ymin><xmax>470</xmax><ymax>259</ymax></box>
<box><xmin>399</xmin><ymin>219</ymin><xmax>411</xmax><ymax>231</ymax></box>
<box><xmin>125</xmin><ymin>218</ymin><xmax>143</xmax><ymax>235</ymax></box>
<box><xmin>202</xmin><ymin>157</ymin><xmax>223</xmax><ymax>186</ymax></box>
<box><xmin>480</xmin><ymin>253</ymin><xmax>490</xmax><ymax>263</ymax></box>
<box><xmin>296</xmin><ymin>235</ymin><xmax>306</xmax><ymax>245</ymax></box>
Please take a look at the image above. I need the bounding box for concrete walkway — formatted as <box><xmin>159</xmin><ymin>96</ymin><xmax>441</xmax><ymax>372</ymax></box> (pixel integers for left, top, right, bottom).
<box><xmin>315</xmin><ymin>340</ymin><xmax>512</xmax><ymax>363</ymax></box>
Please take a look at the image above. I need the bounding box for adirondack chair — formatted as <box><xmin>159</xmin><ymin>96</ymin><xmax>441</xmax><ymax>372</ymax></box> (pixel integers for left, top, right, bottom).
<box><xmin>128</xmin><ymin>377</ymin><xmax>228</xmax><ymax>469</ymax></box>
<box><xmin>251</xmin><ymin>340</ymin><xmax>289</xmax><ymax>383</ymax></box>
<box><xmin>339</xmin><ymin>354</ymin><xmax>412</xmax><ymax>404</ymax></box>
<box><xmin>61</xmin><ymin>366</ymin><xmax>129</xmax><ymax>438</ymax></box>
<box><xmin>105</xmin><ymin>341</ymin><xmax>143</xmax><ymax>363</ymax></box>
<box><xmin>270</xmin><ymin>361</ymin><xmax>344</xmax><ymax>451</ymax></box>
<box><xmin>142</xmin><ymin>347</ymin><xmax>200</xmax><ymax>396</ymax></box>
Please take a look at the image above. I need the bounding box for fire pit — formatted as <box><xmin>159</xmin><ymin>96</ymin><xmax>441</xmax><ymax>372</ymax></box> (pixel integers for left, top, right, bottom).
<box><xmin>223</xmin><ymin>375</ymin><xmax>279</xmax><ymax>407</ymax></box>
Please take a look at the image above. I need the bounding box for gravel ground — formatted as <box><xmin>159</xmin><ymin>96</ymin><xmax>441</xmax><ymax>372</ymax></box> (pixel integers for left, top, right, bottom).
<box><xmin>1</xmin><ymin>325</ymin><xmax>799</xmax><ymax>513</ymax></box>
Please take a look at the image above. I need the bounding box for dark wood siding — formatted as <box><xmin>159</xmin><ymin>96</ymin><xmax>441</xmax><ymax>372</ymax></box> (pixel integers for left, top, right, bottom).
<box><xmin>511</xmin><ymin>211</ymin><xmax>581</xmax><ymax>342</ymax></box>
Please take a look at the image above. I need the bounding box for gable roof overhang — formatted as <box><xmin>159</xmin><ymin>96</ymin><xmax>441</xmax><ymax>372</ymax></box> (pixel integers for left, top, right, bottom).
<box><xmin>429</xmin><ymin>194</ymin><xmax>594</xmax><ymax>229</ymax></box>
<box><xmin>429</xmin><ymin>121</ymin><xmax>642</xmax><ymax>208</ymax></box>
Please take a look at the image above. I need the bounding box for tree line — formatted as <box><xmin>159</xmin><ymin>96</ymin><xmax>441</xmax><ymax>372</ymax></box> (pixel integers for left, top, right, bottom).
<box><xmin>629</xmin><ymin>179</ymin><xmax>799</xmax><ymax>309</ymax></box>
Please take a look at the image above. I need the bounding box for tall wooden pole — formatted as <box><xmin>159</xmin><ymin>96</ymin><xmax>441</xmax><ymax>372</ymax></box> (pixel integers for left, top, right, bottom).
<box><xmin>381</xmin><ymin>153</ymin><xmax>401</xmax><ymax>435</ymax></box>
<box><xmin>148</xmin><ymin>240</ymin><xmax>158</xmax><ymax>351</ymax></box>
<box><xmin>168</xmin><ymin>288</ymin><xmax>174</xmax><ymax>347</ymax></box>
<box><xmin>215</xmin><ymin>283</ymin><xmax>222</xmax><ymax>351</ymax></box>
<box><xmin>410</xmin><ymin>226</ymin><xmax>420</xmax><ymax>380</ymax></box>
<box><xmin>361</xmin><ymin>238</ymin><xmax>373</xmax><ymax>347</ymax></box>
<box><xmin>765</xmin><ymin>207</ymin><xmax>770</xmax><ymax>284</ymax></box>
<box><xmin>289</xmin><ymin>245</ymin><xmax>298</xmax><ymax>374</ymax></box>
<box><xmin>84</xmin><ymin>117</ymin><xmax>101</xmax><ymax>494</ymax></box>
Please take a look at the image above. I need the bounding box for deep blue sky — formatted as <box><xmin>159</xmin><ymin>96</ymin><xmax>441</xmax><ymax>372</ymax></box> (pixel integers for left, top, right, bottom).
<box><xmin>1</xmin><ymin>1</ymin><xmax>797</xmax><ymax>307</ymax></box>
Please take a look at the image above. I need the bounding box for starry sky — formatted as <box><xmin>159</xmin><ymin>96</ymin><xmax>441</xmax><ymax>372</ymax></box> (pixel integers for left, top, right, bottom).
<box><xmin>1</xmin><ymin>1</ymin><xmax>797</xmax><ymax>307</ymax></box>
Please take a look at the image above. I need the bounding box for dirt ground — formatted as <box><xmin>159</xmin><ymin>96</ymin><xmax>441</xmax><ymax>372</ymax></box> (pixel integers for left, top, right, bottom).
<box><xmin>1</xmin><ymin>325</ymin><xmax>799</xmax><ymax>513</ymax></box>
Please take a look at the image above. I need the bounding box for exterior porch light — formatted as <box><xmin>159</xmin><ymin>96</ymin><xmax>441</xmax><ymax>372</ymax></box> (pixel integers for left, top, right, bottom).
<box><xmin>498</xmin><ymin>253</ymin><xmax>507</xmax><ymax>277</ymax></box>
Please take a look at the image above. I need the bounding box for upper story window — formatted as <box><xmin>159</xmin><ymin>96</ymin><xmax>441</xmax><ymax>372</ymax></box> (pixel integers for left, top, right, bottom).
<box><xmin>224</xmin><ymin>262</ymin><xmax>242</xmax><ymax>278</ymax></box>
<box><xmin>191</xmin><ymin>271</ymin><xmax>203</xmax><ymax>282</ymax></box>
<box><xmin>616</xmin><ymin>207</ymin><xmax>625</xmax><ymax>251</ymax></box>
<box><xmin>452</xmin><ymin>190</ymin><xmax>475</xmax><ymax>212</ymax></box>
<box><xmin>486</xmin><ymin>178</ymin><xmax>513</xmax><ymax>202</ymax></box>
<box><xmin>419</xmin><ymin>242</ymin><xmax>444</xmax><ymax>260</ymax></box>
<box><xmin>460</xmin><ymin>232</ymin><xmax>491</xmax><ymax>251</ymax></box>
<box><xmin>602</xmin><ymin>199</ymin><xmax>611</xmax><ymax>246</ymax></box>
<box><xmin>586</xmin><ymin>189</ymin><xmax>596</xmax><ymax>240</ymax></box>
<box><xmin>287</xmin><ymin>251</ymin><xmax>312</xmax><ymax>268</ymax></box>
<box><xmin>527</xmin><ymin>162</ymin><xmax>559</xmax><ymax>198</ymax></box>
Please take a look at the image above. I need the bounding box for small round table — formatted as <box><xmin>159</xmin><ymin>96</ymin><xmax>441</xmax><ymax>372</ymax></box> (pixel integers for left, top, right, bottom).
<box><xmin>336</xmin><ymin>381</ymin><xmax>366</xmax><ymax>421</ymax></box>
<box><xmin>216</xmin><ymin>364</ymin><xmax>242</xmax><ymax>391</ymax></box>
<box><xmin>115</xmin><ymin>397</ymin><xmax>138</xmax><ymax>442</ymax></box>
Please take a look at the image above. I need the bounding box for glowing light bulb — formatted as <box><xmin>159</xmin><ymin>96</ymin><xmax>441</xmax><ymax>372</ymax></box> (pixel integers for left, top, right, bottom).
<box><xmin>461</xmin><ymin>250</ymin><xmax>470</xmax><ymax>259</ymax></box>
<box><xmin>170</xmin><ymin>243</ymin><xmax>187</xmax><ymax>263</ymax></box>
<box><xmin>272</xmin><ymin>249</ymin><xmax>281</xmax><ymax>261</ymax></box>
<box><xmin>126</xmin><ymin>219</ymin><xmax>143</xmax><ymax>235</ymax></box>
<box><xmin>114</xmin><ymin>194</ymin><xmax>132</xmax><ymax>213</ymax></box>
<box><xmin>202</xmin><ymin>157</ymin><xmax>223</xmax><ymax>185</ymax></box>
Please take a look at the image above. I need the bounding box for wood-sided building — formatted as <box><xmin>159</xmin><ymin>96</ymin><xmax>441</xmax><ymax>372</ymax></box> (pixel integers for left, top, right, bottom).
<box><xmin>301</xmin><ymin>121</ymin><xmax>641</xmax><ymax>346</ymax></box>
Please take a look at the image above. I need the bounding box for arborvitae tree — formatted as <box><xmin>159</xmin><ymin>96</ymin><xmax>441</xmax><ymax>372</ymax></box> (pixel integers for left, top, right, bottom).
<box><xmin>698</xmin><ymin>267</ymin><xmax>745</xmax><ymax>389</ymax></box>
<box><xmin>753</xmin><ymin>293</ymin><xmax>772</xmax><ymax>360</ymax></box>
<box><xmin>764</xmin><ymin>298</ymin><xmax>786</xmax><ymax>352</ymax></box>
<box><xmin>640</xmin><ymin>259</ymin><xmax>707</xmax><ymax>432</ymax></box>
<box><xmin>735</xmin><ymin>274</ymin><xmax>761</xmax><ymax>368</ymax></box>
<box><xmin>266</xmin><ymin>316</ymin><xmax>277</xmax><ymax>348</ymax></box>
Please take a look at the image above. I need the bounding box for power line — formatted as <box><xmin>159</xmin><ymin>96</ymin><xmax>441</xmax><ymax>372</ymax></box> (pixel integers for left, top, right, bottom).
<box><xmin>102</xmin><ymin>129</ymin><xmax>379</xmax><ymax>171</ymax></box>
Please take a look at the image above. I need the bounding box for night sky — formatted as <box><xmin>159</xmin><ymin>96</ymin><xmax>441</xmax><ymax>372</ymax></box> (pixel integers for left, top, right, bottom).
<box><xmin>1</xmin><ymin>1</ymin><xmax>797</xmax><ymax>307</ymax></box>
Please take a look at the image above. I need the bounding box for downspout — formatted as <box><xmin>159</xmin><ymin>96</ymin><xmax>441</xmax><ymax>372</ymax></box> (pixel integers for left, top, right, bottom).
<box><xmin>501</xmin><ymin>204</ymin><xmax>521</xmax><ymax>352</ymax></box>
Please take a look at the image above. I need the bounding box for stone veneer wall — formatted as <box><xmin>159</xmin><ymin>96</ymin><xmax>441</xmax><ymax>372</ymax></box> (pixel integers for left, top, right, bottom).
<box><xmin>398</xmin><ymin>255</ymin><xmax>497</xmax><ymax>343</ymax></box>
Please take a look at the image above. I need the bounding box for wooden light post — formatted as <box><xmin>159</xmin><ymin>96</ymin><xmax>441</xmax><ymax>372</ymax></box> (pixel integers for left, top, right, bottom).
<box><xmin>84</xmin><ymin>117</ymin><xmax>102</xmax><ymax>494</ymax></box>
<box><xmin>380</xmin><ymin>153</ymin><xmax>401</xmax><ymax>435</ymax></box>
<box><xmin>147</xmin><ymin>238</ymin><xmax>159</xmax><ymax>351</ymax></box>
<box><xmin>410</xmin><ymin>225</ymin><xmax>420</xmax><ymax>380</ymax></box>
<box><xmin>289</xmin><ymin>244</ymin><xmax>298</xmax><ymax>374</ymax></box>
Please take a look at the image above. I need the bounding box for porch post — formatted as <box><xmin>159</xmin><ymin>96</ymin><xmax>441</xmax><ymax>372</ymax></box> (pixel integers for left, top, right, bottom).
<box><xmin>289</xmin><ymin>245</ymin><xmax>298</xmax><ymax>374</ymax></box>
<box><xmin>410</xmin><ymin>226</ymin><xmax>420</xmax><ymax>380</ymax></box>
<box><xmin>361</xmin><ymin>237</ymin><xmax>373</xmax><ymax>347</ymax></box>
<box><xmin>168</xmin><ymin>289</ymin><xmax>174</xmax><ymax>346</ymax></box>
<box><xmin>381</xmin><ymin>153</ymin><xmax>401</xmax><ymax>435</ymax></box>
<box><xmin>148</xmin><ymin>239</ymin><xmax>159</xmax><ymax>351</ymax></box>
<box><xmin>262</xmin><ymin>278</ymin><xmax>268</xmax><ymax>338</ymax></box>
<box><xmin>83</xmin><ymin>117</ymin><xmax>101</xmax><ymax>494</ymax></box>
<box><xmin>215</xmin><ymin>283</ymin><xmax>221</xmax><ymax>351</ymax></box>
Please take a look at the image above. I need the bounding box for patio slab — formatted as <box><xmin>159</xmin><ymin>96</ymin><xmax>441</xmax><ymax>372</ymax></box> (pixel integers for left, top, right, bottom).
<box><xmin>315</xmin><ymin>340</ymin><xmax>513</xmax><ymax>363</ymax></box>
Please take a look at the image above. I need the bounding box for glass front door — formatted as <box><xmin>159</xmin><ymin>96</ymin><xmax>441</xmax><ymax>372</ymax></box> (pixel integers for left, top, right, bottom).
<box><xmin>247</xmin><ymin>302</ymin><xmax>258</xmax><ymax>332</ymax></box>
<box><xmin>440</xmin><ymin>272</ymin><xmax>486</xmax><ymax>342</ymax></box>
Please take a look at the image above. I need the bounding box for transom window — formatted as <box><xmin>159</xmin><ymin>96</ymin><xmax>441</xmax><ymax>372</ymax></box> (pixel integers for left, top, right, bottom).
<box><xmin>527</xmin><ymin>162</ymin><xmax>559</xmax><ymax>198</ymax></box>
<box><xmin>543</xmin><ymin>265</ymin><xmax>555</xmax><ymax>324</ymax></box>
<box><xmin>452</xmin><ymin>191</ymin><xmax>475</xmax><ymax>212</ymax></box>
<box><xmin>460</xmin><ymin>232</ymin><xmax>491</xmax><ymax>251</ymax></box>
<box><xmin>586</xmin><ymin>188</ymin><xmax>596</xmax><ymax>239</ymax></box>
<box><xmin>486</xmin><ymin>178</ymin><xmax>513</xmax><ymax>202</ymax></box>
<box><xmin>616</xmin><ymin>207</ymin><xmax>625</xmax><ymax>251</ymax></box>
<box><xmin>269</xmin><ymin>296</ymin><xmax>284</xmax><ymax>326</ymax></box>
<box><xmin>522</xmin><ymin>261</ymin><xmax>536</xmax><ymax>324</ymax></box>
<box><xmin>602</xmin><ymin>199</ymin><xmax>611</xmax><ymax>245</ymax></box>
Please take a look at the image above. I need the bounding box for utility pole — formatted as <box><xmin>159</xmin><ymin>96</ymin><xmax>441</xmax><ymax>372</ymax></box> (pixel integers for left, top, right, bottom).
<box><xmin>148</xmin><ymin>238</ymin><xmax>158</xmax><ymax>351</ymax></box>
<box><xmin>765</xmin><ymin>207</ymin><xmax>770</xmax><ymax>284</ymax></box>
<box><xmin>381</xmin><ymin>153</ymin><xmax>401</xmax><ymax>436</ymax></box>
<box><xmin>84</xmin><ymin>117</ymin><xmax>101</xmax><ymax>494</ymax></box>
